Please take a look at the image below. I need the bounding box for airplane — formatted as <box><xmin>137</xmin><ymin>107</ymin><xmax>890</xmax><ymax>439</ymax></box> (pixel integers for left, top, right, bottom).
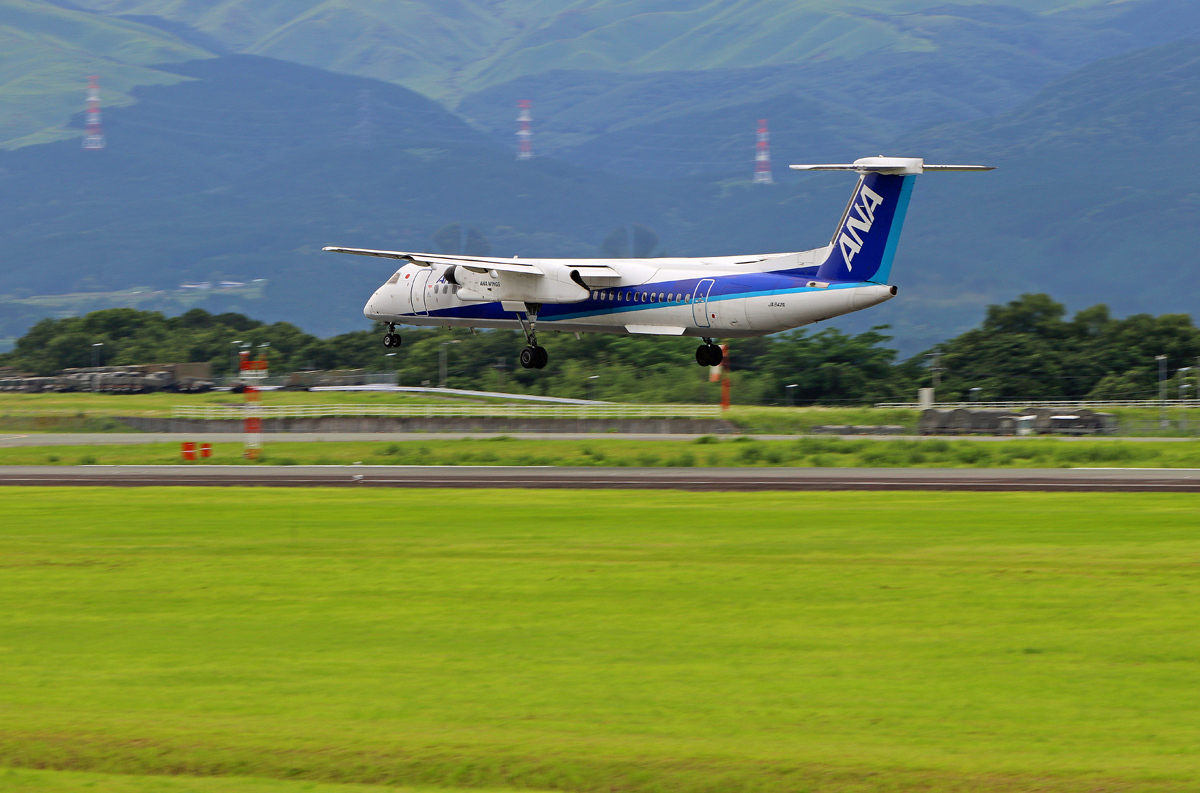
<box><xmin>324</xmin><ymin>156</ymin><xmax>991</xmax><ymax>370</ymax></box>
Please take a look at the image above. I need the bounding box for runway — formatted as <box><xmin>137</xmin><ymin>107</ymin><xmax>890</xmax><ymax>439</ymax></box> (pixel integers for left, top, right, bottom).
<box><xmin>0</xmin><ymin>465</ymin><xmax>1198</xmax><ymax>491</ymax></box>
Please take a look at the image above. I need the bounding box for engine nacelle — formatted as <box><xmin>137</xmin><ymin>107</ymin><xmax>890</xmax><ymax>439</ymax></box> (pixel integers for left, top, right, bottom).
<box><xmin>450</xmin><ymin>263</ymin><xmax>589</xmax><ymax>304</ymax></box>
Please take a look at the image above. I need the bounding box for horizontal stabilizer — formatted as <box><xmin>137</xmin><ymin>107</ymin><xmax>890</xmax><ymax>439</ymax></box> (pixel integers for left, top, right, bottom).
<box><xmin>790</xmin><ymin>156</ymin><xmax>993</xmax><ymax>175</ymax></box>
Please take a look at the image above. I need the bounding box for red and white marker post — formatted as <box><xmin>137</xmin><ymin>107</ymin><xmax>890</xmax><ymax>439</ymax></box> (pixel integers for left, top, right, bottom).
<box><xmin>239</xmin><ymin>350</ymin><xmax>268</xmax><ymax>459</ymax></box>
<box><xmin>709</xmin><ymin>344</ymin><xmax>731</xmax><ymax>409</ymax></box>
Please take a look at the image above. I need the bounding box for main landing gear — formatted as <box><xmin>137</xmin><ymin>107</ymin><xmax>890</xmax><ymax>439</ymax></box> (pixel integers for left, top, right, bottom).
<box><xmin>695</xmin><ymin>339</ymin><xmax>723</xmax><ymax>366</ymax></box>
<box><xmin>516</xmin><ymin>304</ymin><xmax>548</xmax><ymax>369</ymax></box>
<box><xmin>382</xmin><ymin>324</ymin><xmax>401</xmax><ymax>348</ymax></box>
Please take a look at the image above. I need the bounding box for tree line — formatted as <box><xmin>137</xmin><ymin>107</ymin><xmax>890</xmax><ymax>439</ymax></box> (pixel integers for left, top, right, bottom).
<box><xmin>3</xmin><ymin>295</ymin><xmax>1198</xmax><ymax>404</ymax></box>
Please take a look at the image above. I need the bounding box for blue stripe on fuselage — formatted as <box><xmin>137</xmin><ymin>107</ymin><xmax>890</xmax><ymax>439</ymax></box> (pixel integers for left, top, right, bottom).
<box><xmin>402</xmin><ymin>268</ymin><xmax>862</xmax><ymax>323</ymax></box>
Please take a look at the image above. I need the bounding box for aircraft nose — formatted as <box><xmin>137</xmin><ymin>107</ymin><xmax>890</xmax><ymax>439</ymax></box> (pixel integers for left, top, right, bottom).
<box><xmin>363</xmin><ymin>288</ymin><xmax>382</xmax><ymax>319</ymax></box>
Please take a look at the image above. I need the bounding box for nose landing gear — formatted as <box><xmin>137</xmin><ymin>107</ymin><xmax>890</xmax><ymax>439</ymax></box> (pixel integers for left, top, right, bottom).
<box><xmin>695</xmin><ymin>339</ymin><xmax>722</xmax><ymax>366</ymax></box>
<box><xmin>382</xmin><ymin>324</ymin><xmax>401</xmax><ymax>348</ymax></box>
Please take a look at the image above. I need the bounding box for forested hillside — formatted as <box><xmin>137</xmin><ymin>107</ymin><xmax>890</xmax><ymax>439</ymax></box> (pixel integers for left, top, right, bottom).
<box><xmin>6</xmin><ymin>295</ymin><xmax>1197</xmax><ymax>404</ymax></box>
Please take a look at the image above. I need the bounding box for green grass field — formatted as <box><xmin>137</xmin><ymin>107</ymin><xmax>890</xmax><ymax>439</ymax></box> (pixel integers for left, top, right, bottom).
<box><xmin>0</xmin><ymin>767</ymin><xmax>526</xmax><ymax>793</ymax></box>
<box><xmin>4</xmin><ymin>436</ymin><xmax>1200</xmax><ymax>468</ymax></box>
<box><xmin>1</xmin><ymin>487</ymin><xmax>1199</xmax><ymax>792</ymax></box>
<box><xmin>6</xmin><ymin>392</ymin><xmax>1200</xmax><ymax>437</ymax></box>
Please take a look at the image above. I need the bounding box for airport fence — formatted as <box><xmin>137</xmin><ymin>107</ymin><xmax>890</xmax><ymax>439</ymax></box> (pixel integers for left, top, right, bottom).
<box><xmin>172</xmin><ymin>404</ymin><xmax>723</xmax><ymax>421</ymax></box>
<box><xmin>875</xmin><ymin>399</ymin><xmax>1200</xmax><ymax>410</ymax></box>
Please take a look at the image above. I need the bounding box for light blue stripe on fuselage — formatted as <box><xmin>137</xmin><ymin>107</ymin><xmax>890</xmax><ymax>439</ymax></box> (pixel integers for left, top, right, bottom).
<box><xmin>407</xmin><ymin>270</ymin><xmax>864</xmax><ymax>323</ymax></box>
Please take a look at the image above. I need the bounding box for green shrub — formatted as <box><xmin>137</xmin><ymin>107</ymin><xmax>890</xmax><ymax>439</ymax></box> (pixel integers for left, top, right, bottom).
<box><xmin>694</xmin><ymin>435</ymin><xmax>718</xmax><ymax>444</ymax></box>
<box><xmin>738</xmin><ymin>445</ymin><xmax>763</xmax><ymax>463</ymax></box>
<box><xmin>860</xmin><ymin>445</ymin><xmax>904</xmax><ymax>466</ymax></box>
<box><xmin>954</xmin><ymin>444</ymin><xmax>992</xmax><ymax>465</ymax></box>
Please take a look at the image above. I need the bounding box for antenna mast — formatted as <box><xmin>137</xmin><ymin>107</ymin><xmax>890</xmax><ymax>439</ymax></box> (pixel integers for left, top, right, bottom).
<box><xmin>753</xmin><ymin>119</ymin><xmax>772</xmax><ymax>184</ymax></box>
<box><xmin>83</xmin><ymin>75</ymin><xmax>105</xmax><ymax>150</ymax></box>
<box><xmin>517</xmin><ymin>99</ymin><xmax>532</xmax><ymax>160</ymax></box>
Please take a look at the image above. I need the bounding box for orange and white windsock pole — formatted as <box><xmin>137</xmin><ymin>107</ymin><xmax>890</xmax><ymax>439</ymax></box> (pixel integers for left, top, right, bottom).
<box><xmin>709</xmin><ymin>344</ymin><xmax>731</xmax><ymax>409</ymax></box>
<box><xmin>239</xmin><ymin>350</ymin><xmax>268</xmax><ymax>459</ymax></box>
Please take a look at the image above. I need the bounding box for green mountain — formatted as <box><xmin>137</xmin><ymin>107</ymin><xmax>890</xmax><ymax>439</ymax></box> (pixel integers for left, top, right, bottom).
<box><xmin>5</xmin><ymin>14</ymin><xmax>1200</xmax><ymax>356</ymax></box>
<box><xmin>0</xmin><ymin>56</ymin><xmax>686</xmax><ymax>338</ymax></box>
<box><xmin>460</xmin><ymin>0</ymin><xmax>1200</xmax><ymax>175</ymax></box>
<box><xmin>59</xmin><ymin>0</ymin><xmax>1121</xmax><ymax>100</ymax></box>
<box><xmin>852</xmin><ymin>36</ymin><xmax>1200</xmax><ymax>350</ymax></box>
<box><xmin>0</xmin><ymin>0</ymin><xmax>210</xmax><ymax>147</ymax></box>
<box><xmin>10</xmin><ymin>0</ymin><xmax>1200</xmax><ymax>151</ymax></box>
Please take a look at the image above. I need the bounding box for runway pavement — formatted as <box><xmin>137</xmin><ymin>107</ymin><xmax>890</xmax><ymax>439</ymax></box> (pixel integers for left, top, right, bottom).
<box><xmin>0</xmin><ymin>465</ymin><xmax>1197</xmax><ymax>491</ymax></box>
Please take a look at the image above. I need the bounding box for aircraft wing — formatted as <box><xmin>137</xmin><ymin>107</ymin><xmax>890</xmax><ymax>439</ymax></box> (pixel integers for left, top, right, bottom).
<box><xmin>322</xmin><ymin>247</ymin><xmax>621</xmax><ymax>278</ymax></box>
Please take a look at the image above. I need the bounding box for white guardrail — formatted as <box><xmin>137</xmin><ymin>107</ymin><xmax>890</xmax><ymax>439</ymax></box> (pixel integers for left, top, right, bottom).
<box><xmin>173</xmin><ymin>404</ymin><xmax>724</xmax><ymax>420</ymax></box>
<box><xmin>876</xmin><ymin>400</ymin><xmax>1200</xmax><ymax>410</ymax></box>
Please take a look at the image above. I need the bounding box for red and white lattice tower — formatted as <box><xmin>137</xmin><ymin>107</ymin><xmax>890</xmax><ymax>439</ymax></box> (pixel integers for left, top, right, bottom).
<box><xmin>753</xmin><ymin>118</ymin><xmax>772</xmax><ymax>184</ymax></box>
<box><xmin>517</xmin><ymin>99</ymin><xmax>532</xmax><ymax>160</ymax></box>
<box><xmin>239</xmin><ymin>349</ymin><xmax>268</xmax><ymax>459</ymax></box>
<box><xmin>83</xmin><ymin>75</ymin><xmax>105</xmax><ymax>150</ymax></box>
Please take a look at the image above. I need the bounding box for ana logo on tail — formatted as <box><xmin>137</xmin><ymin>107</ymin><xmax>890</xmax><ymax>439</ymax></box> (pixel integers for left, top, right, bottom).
<box><xmin>837</xmin><ymin>183</ymin><xmax>884</xmax><ymax>273</ymax></box>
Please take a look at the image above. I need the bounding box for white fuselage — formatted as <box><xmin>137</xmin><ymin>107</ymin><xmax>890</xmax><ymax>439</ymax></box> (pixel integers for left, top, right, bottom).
<box><xmin>363</xmin><ymin>251</ymin><xmax>896</xmax><ymax>338</ymax></box>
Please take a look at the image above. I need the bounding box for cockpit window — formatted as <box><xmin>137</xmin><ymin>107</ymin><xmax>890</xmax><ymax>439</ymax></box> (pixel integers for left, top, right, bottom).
<box><xmin>386</xmin><ymin>270</ymin><xmax>401</xmax><ymax>284</ymax></box>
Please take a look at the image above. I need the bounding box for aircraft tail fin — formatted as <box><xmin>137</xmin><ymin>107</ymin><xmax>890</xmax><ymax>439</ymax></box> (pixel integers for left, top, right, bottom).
<box><xmin>790</xmin><ymin>157</ymin><xmax>993</xmax><ymax>284</ymax></box>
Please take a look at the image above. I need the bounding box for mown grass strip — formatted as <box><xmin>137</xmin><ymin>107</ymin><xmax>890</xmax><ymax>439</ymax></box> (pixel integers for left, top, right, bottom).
<box><xmin>1</xmin><ymin>489</ymin><xmax>1198</xmax><ymax>792</ymax></box>
<box><xmin>3</xmin><ymin>436</ymin><xmax>1200</xmax><ymax>467</ymax></box>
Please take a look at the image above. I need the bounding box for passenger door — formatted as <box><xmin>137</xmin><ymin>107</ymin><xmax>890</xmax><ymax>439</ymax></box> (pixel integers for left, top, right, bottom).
<box><xmin>410</xmin><ymin>268</ymin><xmax>431</xmax><ymax>315</ymax></box>
<box><xmin>692</xmin><ymin>279</ymin><xmax>715</xmax><ymax>327</ymax></box>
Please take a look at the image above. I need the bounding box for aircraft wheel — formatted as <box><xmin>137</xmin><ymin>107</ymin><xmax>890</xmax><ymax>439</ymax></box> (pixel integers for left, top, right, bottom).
<box><xmin>520</xmin><ymin>346</ymin><xmax>537</xmax><ymax>369</ymax></box>
<box><xmin>533</xmin><ymin>346</ymin><xmax>549</xmax><ymax>369</ymax></box>
<box><xmin>706</xmin><ymin>344</ymin><xmax>723</xmax><ymax>366</ymax></box>
<box><xmin>695</xmin><ymin>345</ymin><xmax>712</xmax><ymax>366</ymax></box>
